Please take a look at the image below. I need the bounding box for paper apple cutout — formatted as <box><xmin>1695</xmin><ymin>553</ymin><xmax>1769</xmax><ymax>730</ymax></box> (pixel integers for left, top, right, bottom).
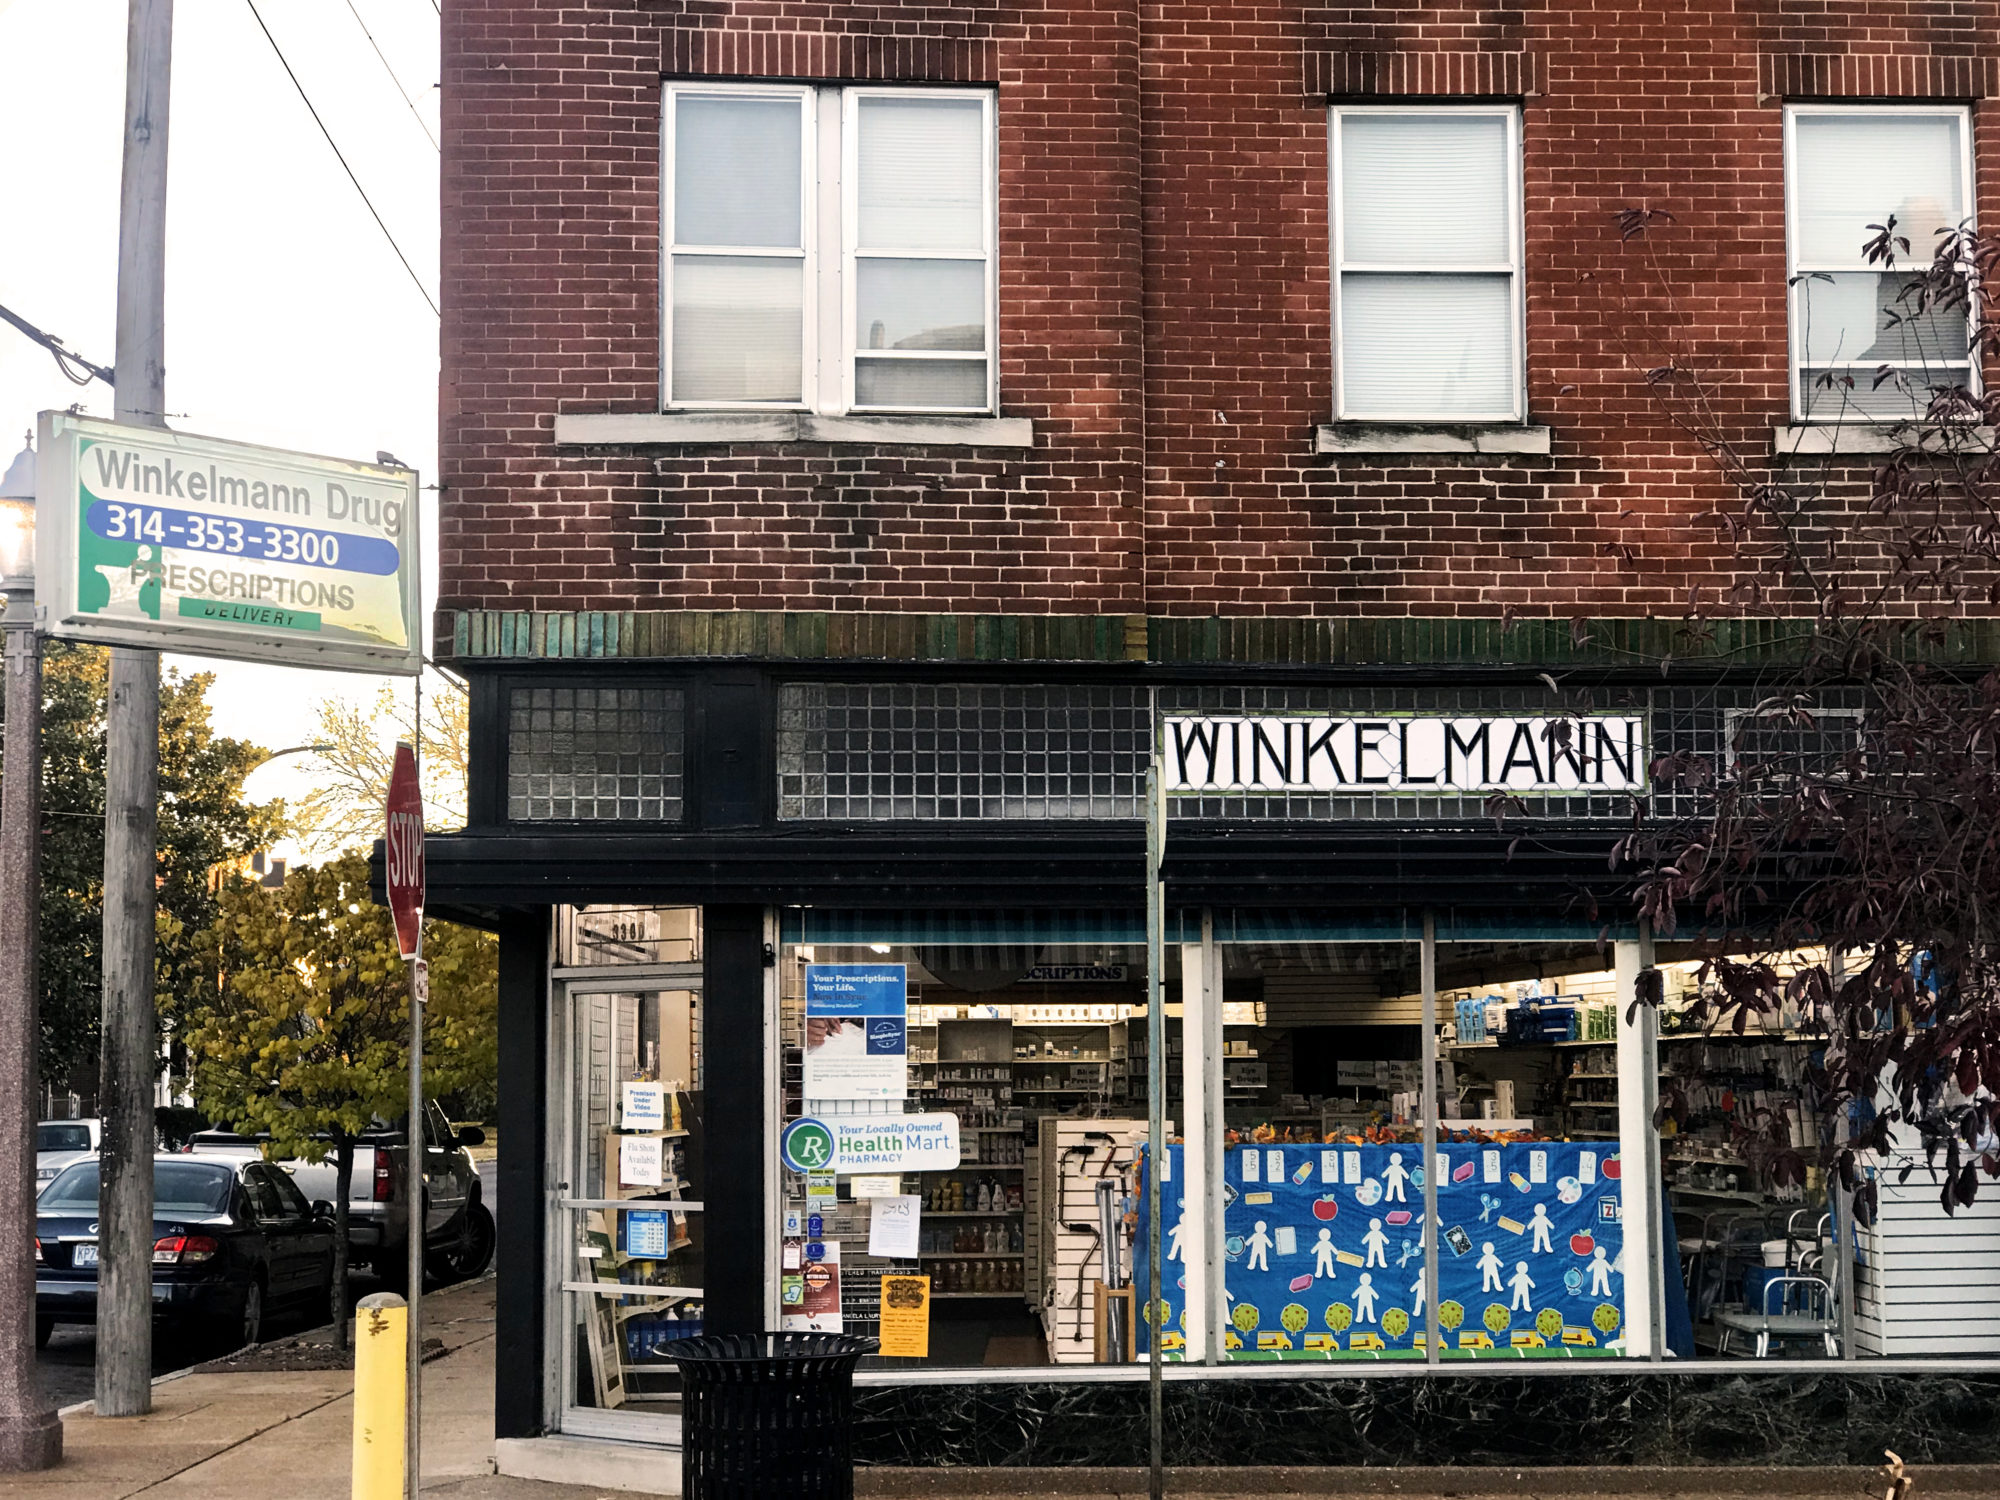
<box><xmin>1603</xmin><ymin>1157</ymin><xmax>1624</xmax><ymax>1180</ymax></box>
<box><xmin>1313</xmin><ymin>1195</ymin><xmax>1340</xmax><ymax>1221</ymax></box>
<box><xmin>1570</xmin><ymin>1232</ymin><xmax>1596</xmax><ymax>1256</ymax></box>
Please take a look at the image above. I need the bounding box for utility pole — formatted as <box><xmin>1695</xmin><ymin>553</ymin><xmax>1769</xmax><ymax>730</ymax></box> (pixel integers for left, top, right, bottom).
<box><xmin>97</xmin><ymin>0</ymin><xmax>172</xmax><ymax>1420</ymax></box>
<box><xmin>0</xmin><ymin>437</ymin><xmax>61</xmax><ymax>1472</ymax></box>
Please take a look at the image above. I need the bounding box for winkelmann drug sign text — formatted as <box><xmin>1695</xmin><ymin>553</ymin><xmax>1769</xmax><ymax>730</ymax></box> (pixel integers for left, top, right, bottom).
<box><xmin>1164</xmin><ymin>714</ymin><xmax>1649</xmax><ymax>796</ymax></box>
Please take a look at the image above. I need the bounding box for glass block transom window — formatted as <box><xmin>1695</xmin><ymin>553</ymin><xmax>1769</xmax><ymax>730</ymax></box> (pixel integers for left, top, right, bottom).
<box><xmin>778</xmin><ymin>683</ymin><xmax>1151</xmax><ymax>820</ymax></box>
<box><xmin>507</xmin><ymin>687</ymin><xmax>686</xmax><ymax>822</ymax></box>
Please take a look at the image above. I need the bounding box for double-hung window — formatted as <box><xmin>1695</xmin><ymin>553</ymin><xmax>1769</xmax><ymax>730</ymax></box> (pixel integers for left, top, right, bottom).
<box><xmin>1785</xmin><ymin>104</ymin><xmax>1975</xmax><ymax>421</ymax></box>
<box><xmin>664</xmin><ymin>82</ymin><xmax>997</xmax><ymax>414</ymax></box>
<box><xmin>1331</xmin><ymin>105</ymin><xmax>1524</xmax><ymax>423</ymax></box>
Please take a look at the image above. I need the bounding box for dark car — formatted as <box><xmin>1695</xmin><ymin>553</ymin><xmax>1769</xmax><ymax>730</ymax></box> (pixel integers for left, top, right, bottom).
<box><xmin>35</xmin><ymin>1155</ymin><xmax>336</xmax><ymax>1353</ymax></box>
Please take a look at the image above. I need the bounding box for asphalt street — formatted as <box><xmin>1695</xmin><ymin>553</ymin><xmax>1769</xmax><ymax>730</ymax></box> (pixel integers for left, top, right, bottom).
<box><xmin>35</xmin><ymin>1156</ymin><xmax>502</xmax><ymax>1411</ymax></box>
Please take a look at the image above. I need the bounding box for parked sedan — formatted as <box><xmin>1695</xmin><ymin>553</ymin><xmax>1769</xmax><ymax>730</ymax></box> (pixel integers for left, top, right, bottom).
<box><xmin>35</xmin><ymin>1156</ymin><xmax>336</xmax><ymax>1353</ymax></box>
<box><xmin>35</xmin><ymin>1119</ymin><xmax>100</xmax><ymax>1191</ymax></box>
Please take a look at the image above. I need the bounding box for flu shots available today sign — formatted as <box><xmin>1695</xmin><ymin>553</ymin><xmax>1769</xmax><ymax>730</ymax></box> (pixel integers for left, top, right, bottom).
<box><xmin>35</xmin><ymin>412</ymin><xmax>422</xmax><ymax>674</ymax></box>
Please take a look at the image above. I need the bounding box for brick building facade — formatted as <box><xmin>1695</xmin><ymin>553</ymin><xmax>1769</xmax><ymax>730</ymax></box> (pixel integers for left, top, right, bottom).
<box><xmin>434</xmin><ymin>0</ymin><xmax>2000</xmax><ymax>1478</ymax></box>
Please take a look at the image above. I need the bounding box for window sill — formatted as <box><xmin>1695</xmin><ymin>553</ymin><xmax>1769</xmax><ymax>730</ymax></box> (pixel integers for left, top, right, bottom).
<box><xmin>1314</xmin><ymin>423</ymin><xmax>1552</xmax><ymax>456</ymax></box>
<box><xmin>553</xmin><ymin>412</ymin><xmax>1036</xmax><ymax>449</ymax></box>
<box><xmin>1771</xmin><ymin>423</ymin><xmax>1995</xmax><ymax>457</ymax></box>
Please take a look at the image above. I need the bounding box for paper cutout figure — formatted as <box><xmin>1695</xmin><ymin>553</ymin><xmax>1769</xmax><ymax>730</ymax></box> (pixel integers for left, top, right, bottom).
<box><xmin>1383</xmin><ymin>1152</ymin><xmax>1410</xmax><ymax>1204</ymax></box>
<box><xmin>1246</xmin><ymin>1220</ymin><xmax>1273</xmax><ymax>1272</ymax></box>
<box><xmin>1362</xmin><ymin>1218</ymin><xmax>1389</xmax><ymax>1269</ymax></box>
<box><xmin>1313</xmin><ymin>1227</ymin><xmax>1337</xmax><ymax>1280</ymax></box>
<box><xmin>1478</xmin><ymin>1241</ymin><xmax>1504</xmax><ymax>1292</ymax></box>
<box><xmin>1410</xmin><ymin>1269</ymin><xmax>1427</xmax><ymax>1317</ymax></box>
<box><xmin>1167</xmin><ymin>1199</ymin><xmax>1189</xmax><ymax>1264</ymax></box>
<box><xmin>1354</xmin><ymin>1272</ymin><xmax>1379</xmax><ymax>1324</ymax></box>
<box><xmin>1529</xmin><ymin>1203</ymin><xmax>1555</xmax><ymax>1254</ymax></box>
<box><xmin>1589</xmin><ymin>1245</ymin><xmax>1616</xmax><ymax>1296</ymax></box>
<box><xmin>1510</xmin><ymin>1260</ymin><xmax>1536</xmax><ymax>1312</ymax></box>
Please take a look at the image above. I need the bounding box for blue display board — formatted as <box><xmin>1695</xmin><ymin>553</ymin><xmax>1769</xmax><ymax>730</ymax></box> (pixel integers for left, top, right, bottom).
<box><xmin>1135</xmin><ymin>1140</ymin><xmax>1627</xmax><ymax>1360</ymax></box>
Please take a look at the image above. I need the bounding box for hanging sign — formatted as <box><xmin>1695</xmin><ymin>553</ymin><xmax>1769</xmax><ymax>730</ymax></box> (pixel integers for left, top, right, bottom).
<box><xmin>1163</xmin><ymin>713</ymin><xmax>1648</xmax><ymax>796</ymax></box>
<box><xmin>34</xmin><ymin>411</ymin><xmax>422</xmax><ymax>674</ymax></box>
<box><xmin>803</xmin><ymin>964</ymin><xmax>907</xmax><ymax>1101</ymax></box>
<box><xmin>781</xmin><ymin>1114</ymin><xmax>960</xmax><ymax>1175</ymax></box>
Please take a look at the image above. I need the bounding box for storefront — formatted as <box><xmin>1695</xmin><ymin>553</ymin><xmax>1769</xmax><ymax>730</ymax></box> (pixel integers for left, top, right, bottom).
<box><xmin>439</xmin><ymin>667</ymin><xmax>2000</xmax><ymax>1471</ymax></box>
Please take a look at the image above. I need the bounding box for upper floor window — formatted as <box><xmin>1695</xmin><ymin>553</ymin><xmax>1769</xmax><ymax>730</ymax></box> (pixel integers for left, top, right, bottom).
<box><xmin>1330</xmin><ymin>105</ymin><xmax>1524</xmax><ymax>423</ymax></box>
<box><xmin>663</xmin><ymin>82</ymin><xmax>997</xmax><ymax>415</ymax></box>
<box><xmin>1786</xmin><ymin>104</ymin><xmax>1975</xmax><ymax>422</ymax></box>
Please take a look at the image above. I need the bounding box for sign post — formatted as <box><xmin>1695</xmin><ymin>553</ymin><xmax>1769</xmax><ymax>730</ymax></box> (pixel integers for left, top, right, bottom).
<box><xmin>384</xmin><ymin>743</ymin><xmax>424</xmax><ymax>1500</ymax></box>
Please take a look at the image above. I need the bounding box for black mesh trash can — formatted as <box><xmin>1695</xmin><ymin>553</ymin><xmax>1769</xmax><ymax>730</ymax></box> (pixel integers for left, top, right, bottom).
<box><xmin>661</xmin><ymin>1333</ymin><xmax>878</xmax><ymax>1500</ymax></box>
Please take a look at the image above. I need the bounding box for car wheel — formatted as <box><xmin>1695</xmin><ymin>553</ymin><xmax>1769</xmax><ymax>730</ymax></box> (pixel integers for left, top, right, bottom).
<box><xmin>35</xmin><ymin>1317</ymin><xmax>53</xmax><ymax>1350</ymax></box>
<box><xmin>429</xmin><ymin>1202</ymin><xmax>496</xmax><ymax>1284</ymax></box>
<box><xmin>232</xmin><ymin>1278</ymin><xmax>265</xmax><ymax>1353</ymax></box>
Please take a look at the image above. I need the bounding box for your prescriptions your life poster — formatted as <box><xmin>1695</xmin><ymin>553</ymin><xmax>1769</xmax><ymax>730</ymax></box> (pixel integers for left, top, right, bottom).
<box><xmin>1136</xmin><ymin>1140</ymin><xmax>1627</xmax><ymax>1360</ymax></box>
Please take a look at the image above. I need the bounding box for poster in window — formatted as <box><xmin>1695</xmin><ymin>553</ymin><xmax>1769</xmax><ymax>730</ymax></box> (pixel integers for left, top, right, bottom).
<box><xmin>804</xmin><ymin>965</ymin><xmax>907</xmax><ymax>1101</ymax></box>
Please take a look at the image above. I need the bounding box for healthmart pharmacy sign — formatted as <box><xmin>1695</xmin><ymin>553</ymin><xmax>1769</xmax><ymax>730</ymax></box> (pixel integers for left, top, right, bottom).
<box><xmin>35</xmin><ymin>412</ymin><xmax>421</xmax><ymax>674</ymax></box>
<box><xmin>781</xmin><ymin>1114</ymin><xmax>961</xmax><ymax>1175</ymax></box>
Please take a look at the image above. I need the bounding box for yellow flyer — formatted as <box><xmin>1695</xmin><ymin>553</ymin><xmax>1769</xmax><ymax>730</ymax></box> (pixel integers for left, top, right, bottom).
<box><xmin>878</xmin><ymin>1275</ymin><xmax>931</xmax><ymax>1358</ymax></box>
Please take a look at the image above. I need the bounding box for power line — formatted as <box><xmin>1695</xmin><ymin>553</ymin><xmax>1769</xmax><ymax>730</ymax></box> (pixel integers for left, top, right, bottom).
<box><xmin>345</xmin><ymin>0</ymin><xmax>439</xmax><ymax>153</ymax></box>
<box><xmin>0</xmin><ymin>302</ymin><xmax>116</xmax><ymax>388</ymax></box>
<box><xmin>243</xmin><ymin>0</ymin><xmax>440</xmax><ymax>319</ymax></box>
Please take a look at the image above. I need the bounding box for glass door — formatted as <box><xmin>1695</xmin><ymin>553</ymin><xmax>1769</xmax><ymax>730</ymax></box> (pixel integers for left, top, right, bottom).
<box><xmin>555</xmin><ymin>976</ymin><xmax>705</xmax><ymax>1439</ymax></box>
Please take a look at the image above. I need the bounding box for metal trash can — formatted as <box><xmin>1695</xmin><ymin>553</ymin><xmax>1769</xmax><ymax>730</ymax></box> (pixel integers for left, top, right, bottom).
<box><xmin>661</xmin><ymin>1332</ymin><xmax>878</xmax><ymax>1500</ymax></box>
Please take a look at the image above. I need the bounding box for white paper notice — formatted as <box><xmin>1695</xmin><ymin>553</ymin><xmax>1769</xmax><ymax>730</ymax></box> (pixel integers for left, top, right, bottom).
<box><xmin>868</xmin><ymin>1195</ymin><xmax>922</xmax><ymax>1259</ymax></box>
<box><xmin>852</xmin><ymin>1175</ymin><xmax>901</xmax><ymax>1199</ymax></box>
<box><xmin>621</xmin><ymin>1082</ymin><xmax>667</xmax><ymax>1131</ymax></box>
<box><xmin>619</xmin><ymin>1135</ymin><xmax>664</xmax><ymax>1187</ymax></box>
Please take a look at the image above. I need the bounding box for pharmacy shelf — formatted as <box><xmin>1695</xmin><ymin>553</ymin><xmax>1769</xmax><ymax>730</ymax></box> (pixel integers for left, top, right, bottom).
<box><xmin>919</xmin><ymin>1252</ymin><xmax>1024</xmax><ymax>1260</ymax></box>
<box><xmin>921</xmin><ymin>1209</ymin><xmax>1021</xmax><ymax>1217</ymax></box>
<box><xmin>929</xmin><ymin>1291</ymin><xmax>1023</xmax><ymax>1301</ymax></box>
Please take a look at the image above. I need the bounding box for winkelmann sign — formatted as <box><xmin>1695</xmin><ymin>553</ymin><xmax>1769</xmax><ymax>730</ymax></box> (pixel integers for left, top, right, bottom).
<box><xmin>1164</xmin><ymin>714</ymin><xmax>1649</xmax><ymax>796</ymax></box>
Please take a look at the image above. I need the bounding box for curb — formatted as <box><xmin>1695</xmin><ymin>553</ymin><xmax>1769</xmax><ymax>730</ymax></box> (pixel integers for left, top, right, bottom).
<box><xmin>852</xmin><ymin>1465</ymin><xmax>2000</xmax><ymax>1497</ymax></box>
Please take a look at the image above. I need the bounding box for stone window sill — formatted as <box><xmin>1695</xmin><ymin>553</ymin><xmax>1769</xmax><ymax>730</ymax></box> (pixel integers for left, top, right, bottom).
<box><xmin>553</xmin><ymin>411</ymin><xmax>1036</xmax><ymax>449</ymax></box>
<box><xmin>1771</xmin><ymin>423</ymin><xmax>1995</xmax><ymax>457</ymax></box>
<box><xmin>1315</xmin><ymin>423</ymin><xmax>1552</xmax><ymax>456</ymax></box>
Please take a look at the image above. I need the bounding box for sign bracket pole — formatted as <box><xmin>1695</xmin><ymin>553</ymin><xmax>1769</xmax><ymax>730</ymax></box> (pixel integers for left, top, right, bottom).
<box><xmin>1145</xmin><ymin>749</ymin><xmax>1165</xmax><ymax>1500</ymax></box>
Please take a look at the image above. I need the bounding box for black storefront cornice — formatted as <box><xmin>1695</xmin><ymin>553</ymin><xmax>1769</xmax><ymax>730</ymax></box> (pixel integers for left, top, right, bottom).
<box><xmin>394</xmin><ymin>821</ymin><xmax>1647</xmax><ymax>916</ymax></box>
<box><xmin>437</xmin><ymin>608</ymin><xmax>2000</xmax><ymax>674</ymax></box>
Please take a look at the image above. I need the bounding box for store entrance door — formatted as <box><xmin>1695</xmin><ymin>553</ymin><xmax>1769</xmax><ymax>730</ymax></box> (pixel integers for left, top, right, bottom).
<box><xmin>551</xmin><ymin>966</ymin><xmax>705</xmax><ymax>1441</ymax></box>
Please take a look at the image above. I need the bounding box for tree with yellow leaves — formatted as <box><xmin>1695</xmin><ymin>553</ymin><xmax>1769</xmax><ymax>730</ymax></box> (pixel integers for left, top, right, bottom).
<box><xmin>171</xmin><ymin>853</ymin><xmax>496</xmax><ymax>1346</ymax></box>
<box><xmin>290</xmin><ymin>674</ymin><xmax>467</xmax><ymax>857</ymax></box>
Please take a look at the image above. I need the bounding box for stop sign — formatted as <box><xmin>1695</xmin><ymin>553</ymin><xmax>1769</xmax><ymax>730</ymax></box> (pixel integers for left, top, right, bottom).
<box><xmin>385</xmin><ymin>741</ymin><xmax>425</xmax><ymax>960</ymax></box>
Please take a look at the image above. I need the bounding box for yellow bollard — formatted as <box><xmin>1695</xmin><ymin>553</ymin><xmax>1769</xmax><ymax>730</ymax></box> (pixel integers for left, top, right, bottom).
<box><xmin>352</xmin><ymin>1292</ymin><xmax>408</xmax><ymax>1500</ymax></box>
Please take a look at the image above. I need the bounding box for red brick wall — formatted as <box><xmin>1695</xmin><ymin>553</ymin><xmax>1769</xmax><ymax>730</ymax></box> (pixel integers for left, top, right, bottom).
<box><xmin>438</xmin><ymin>0</ymin><xmax>2000</xmax><ymax>622</ymax></box>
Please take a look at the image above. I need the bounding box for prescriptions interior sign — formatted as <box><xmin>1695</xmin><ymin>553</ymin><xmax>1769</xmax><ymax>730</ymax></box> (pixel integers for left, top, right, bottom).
<box><xmin>35</xmin><ymin>411</ymin><xmax>421</xmax><ymax>674</ymax></box>
<box><xmin>803</xmin><ymin>963</ymin><xmax>907</xmax><ymax>1101</ymax></box>
<box><xmin>1164</xmin><ymin>713</ymin><xmax>1648</xmax><ymax>796</ymax></box>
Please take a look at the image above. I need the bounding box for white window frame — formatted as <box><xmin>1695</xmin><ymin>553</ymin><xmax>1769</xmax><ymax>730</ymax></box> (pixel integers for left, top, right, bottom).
<box><xmin>1783</xmin><ymin>102</ymin><xmax>1978</xmax><ymax>424</ymax></box>
<box><xmin>1329</xmin><ymin>103</ymin><xmax>1526</xmax><ymax>424</ymax></box>
<box><xmin>842</xmin><ymin>86</ymin><xmax>999</xmax><ymax>417</ymax></box>
<box><xmin>661</xmin><ymin>81</ymin><xmax>998</xmax><ymax>417</ymax></box>
<box><xmin>661</xmin><ymin>80</ymin><xmax>818</xmax><ymax>411</ymax></box>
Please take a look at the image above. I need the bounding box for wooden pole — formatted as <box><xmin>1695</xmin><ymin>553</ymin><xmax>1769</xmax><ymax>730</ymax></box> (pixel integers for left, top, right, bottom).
<box><xmin>96</xmin><ymin>0</ymin><xmax>172</xmax><ymax>1420</ymax></box>
<box><xmin>0</xmin><ymin>581</ymin><xmax>61</xmax><ymax>1469</ymax></box>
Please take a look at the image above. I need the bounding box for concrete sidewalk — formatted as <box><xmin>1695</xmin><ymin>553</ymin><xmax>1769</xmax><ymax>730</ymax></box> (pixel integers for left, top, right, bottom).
<box><xmin>10</xmin><ymin>1276</ymin><xmax>610</xmax><ymax>1500</ymax></box>
<box><xmin>11</xmin><ymin>1282</ymin><xmax>1994</xmax><ymax>1499</ymax></box>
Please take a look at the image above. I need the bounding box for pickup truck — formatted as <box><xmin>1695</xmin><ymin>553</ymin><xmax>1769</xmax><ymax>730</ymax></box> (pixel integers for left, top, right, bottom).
<box><xmin>187</xmin><ymin>1100</ymin><xmax>493</xmax><ymax>1286</ymax></box>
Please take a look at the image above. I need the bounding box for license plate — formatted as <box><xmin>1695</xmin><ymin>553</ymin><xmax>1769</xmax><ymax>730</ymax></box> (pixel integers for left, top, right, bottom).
<box><xmin>71</xmin><ymin>1244</ymin><xmax>98</xmax><ymax>1268</ymax></box>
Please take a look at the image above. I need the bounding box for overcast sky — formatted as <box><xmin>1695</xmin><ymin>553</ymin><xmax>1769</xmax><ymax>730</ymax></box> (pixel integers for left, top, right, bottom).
<box><xmin>0</xmin><ymin>0</ymin><xmax>442</xmax><ymax>830</ymax></box>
